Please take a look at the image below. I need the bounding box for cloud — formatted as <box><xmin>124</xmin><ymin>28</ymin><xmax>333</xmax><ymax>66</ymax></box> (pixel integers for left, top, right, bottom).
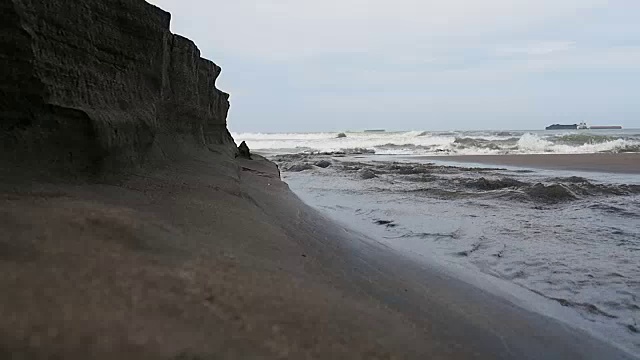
<box><xmin>148</xmin><ymin>0</ymin><xmax>640</xmax><ymax>131</ymax></box>
<box><xmin>497</xmin><ymin>41</ymin><xmax>576</xmax><ymax>56</ymax></box>
<box><xmin>150</xmin><ymin>0</ymin><xmax>607</xmax><ymax>60</ymax></box>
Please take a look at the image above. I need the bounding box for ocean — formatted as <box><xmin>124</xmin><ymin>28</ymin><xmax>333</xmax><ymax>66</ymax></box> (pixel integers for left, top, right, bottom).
<box><xmin>234</xmin><ymin>129</ymin><xmax>640</xmax><ymax>353</ymax></box>
<box><xmin>233</xmin><ymin>129</ymin><xmax>640</xmax><ymax>156</ymax></box>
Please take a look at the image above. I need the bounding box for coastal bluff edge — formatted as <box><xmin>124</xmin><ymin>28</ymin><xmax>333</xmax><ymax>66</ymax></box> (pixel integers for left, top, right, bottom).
<box><xmin>1</xmin><ymin>0</ymin><xmax>235</xmax><ymax>178</ymax></box>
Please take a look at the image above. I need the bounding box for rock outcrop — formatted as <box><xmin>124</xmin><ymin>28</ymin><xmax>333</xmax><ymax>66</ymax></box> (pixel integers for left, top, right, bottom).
<box><xmin>237</xmin><ymin>141</ymin><xmax>251</xmax><ymax>159</ymax></box>
<box><xmin>314</xmin><ymin>160</ymin><xmax>332</xmax><ymax>168</ymax></box>
<box><xmin>0</xmin><ymin>0</ymin><xmax>236</xmax><ymax>177</ymax></box>
<box><xmin>358</xmin><ymin>169</ymin><xmax>377</xmax><ymax>180</ymax></box>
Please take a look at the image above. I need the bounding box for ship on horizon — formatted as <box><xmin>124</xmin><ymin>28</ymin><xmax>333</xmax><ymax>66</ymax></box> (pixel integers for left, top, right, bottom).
<box><xmin>546</xmin><ymin>122</ymin><xmax>622</xmax><ymax>130</ymax></box>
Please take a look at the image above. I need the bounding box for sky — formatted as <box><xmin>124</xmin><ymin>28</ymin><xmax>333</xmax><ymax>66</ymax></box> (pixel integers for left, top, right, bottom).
<box><xmin>148</xmin><ymin>0</ymin><xmax>640</xmax><ymax>132</ymax></box>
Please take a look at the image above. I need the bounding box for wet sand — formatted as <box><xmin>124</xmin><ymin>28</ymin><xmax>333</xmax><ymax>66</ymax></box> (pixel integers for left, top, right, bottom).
<box><xmin>0</xmin><ymin>154</ymin><xmax>636</xmax><ymax>359</ymax></box>
<box><xmin>420</xmin><ymin>153</ymin><xmax>640</xmax><ymax>174</ymax></box>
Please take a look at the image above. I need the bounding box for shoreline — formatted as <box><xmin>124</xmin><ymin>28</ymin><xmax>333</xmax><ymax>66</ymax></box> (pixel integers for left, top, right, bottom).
<box><xmin>418</xmin><ymin>153</ymin><xmax>640</xmax><ymax>174</ymax></box>
<box><xmin>281</xmin><ymin>153</ymin><xmax>640</xmax><ymax>354</ymax></box>
<box><xmin>2</xmin><ymin>155</ymin><xmax>636</xmax><ymax>358</ymax></box>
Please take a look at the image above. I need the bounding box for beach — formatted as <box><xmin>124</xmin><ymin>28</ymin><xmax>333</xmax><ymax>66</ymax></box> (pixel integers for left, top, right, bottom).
<box><xmin>1</xmin><ymin>153</ymin><xmax>636</xmax><ymax>359</ymax></box>
<box><xmin>421</xmin><ymin>153</ymin><xmax>640</xmax><ymax>174</ymax></box>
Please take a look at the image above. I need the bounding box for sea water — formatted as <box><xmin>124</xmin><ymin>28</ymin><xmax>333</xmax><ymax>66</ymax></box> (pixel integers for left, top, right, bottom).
<box><xmin>233</xmin><ymin>129</ymin><xmax>640</xmax><ymax>156</ymax></box>
<box><xmin>235</xmin><ymin>130</ymin><xmax>640</xmax><ymax>353</ymax></box>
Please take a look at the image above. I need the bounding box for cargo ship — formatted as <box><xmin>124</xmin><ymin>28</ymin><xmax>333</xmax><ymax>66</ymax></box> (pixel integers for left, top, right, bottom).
<box><xmin>545</xmin><ymin>124</ymin><xmax>578</xmax><ymax>130</ymax></box>
<box><xmin>546</xmin><ymin>122</ymin><xmax>622</xmax><ymax>130</ymax></box>
<box><xmin>589</xmin><ymin>125</ymin><xmax>623</xmax><ymax>130</ymax></box>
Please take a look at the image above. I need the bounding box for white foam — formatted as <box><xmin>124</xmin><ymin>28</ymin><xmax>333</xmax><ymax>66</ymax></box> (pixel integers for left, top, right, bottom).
<box><xmin>515</xmin><ymin>133</ymin><xmax>636</xmax><ymax>154</ymax></box>
<box><xmin>516</xmin><ymin>133</ymin><xmax>554</xmax><ymax>152</ymax></box>
<box><xmin>233</xmin><ymin>131</ymin><xmax>640</xmax><ymax>156</ymax></box>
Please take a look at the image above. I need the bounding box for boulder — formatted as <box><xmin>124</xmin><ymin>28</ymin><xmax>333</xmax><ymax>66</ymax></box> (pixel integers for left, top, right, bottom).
<box><xmin>315</xmin><ymin>160</ymin><xmax>332</xmax><ymax>168</ymax></box>
<box><xmin>286</xmin><ymin>163</ymin><xmax>314</xmax><ymax>172</ymax></box>
<box><xmin>358</xmin><ymin>169</ymin><xmax>377</xmax><ymax>180</ymax></box>
<box><xmin>237</xmin><ymin>141</ymin><xmax>252</xmax><ymax>159</ymax></box>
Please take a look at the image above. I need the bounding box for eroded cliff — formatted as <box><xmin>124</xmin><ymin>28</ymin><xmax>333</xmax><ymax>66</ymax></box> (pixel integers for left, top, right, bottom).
<box><xmin>0</xmin><ymin>0</ymin><xmax>235</xmax><ymax>177</ymax></box>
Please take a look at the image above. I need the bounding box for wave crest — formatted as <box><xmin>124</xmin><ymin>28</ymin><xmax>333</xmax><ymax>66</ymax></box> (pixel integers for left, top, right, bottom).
<box><xmin>234</xmin><ymin>130</ymin><xmax>640</xmax><ymax>156</ymax></box>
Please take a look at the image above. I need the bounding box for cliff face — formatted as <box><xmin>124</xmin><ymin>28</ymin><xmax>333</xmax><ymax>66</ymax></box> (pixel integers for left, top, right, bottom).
<box><xmin>0</xmin><ymin>0</ymin><xmax>235</xmax><ymax>176</ymax></box>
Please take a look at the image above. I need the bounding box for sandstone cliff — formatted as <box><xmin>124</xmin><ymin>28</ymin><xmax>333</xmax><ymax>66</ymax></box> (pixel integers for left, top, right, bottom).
<box><xmin>0</xmin><ymin>0</ymin><xmax>235</xmax><ymax>177</ymax></box>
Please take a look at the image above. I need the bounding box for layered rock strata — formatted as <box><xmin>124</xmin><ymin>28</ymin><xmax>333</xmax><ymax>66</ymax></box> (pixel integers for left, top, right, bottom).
<box><xmin>0</xmin><ymin>0</ymin><xmax>235</xmax><ymax>177</ymax></box>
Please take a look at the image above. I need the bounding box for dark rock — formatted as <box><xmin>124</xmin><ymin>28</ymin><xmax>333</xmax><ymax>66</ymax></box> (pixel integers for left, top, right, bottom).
<box><xmin>272</xmin><ymin>154</ymin><xmax>306</xmax><ymax>162</ymax></box>
<box><xmin>286</xmin><ymin>163</ymin><xmax>314</xmax><ymax>172</ymax></box>
<box><xmin>310</xmin><ymin>148</ymin><xmax>374</xmax><ymax>156</ymax></box>
<box><xmin>456</xmin><ymin>242</ymin><xmax>482</xmax><ymax>257</ymax></box>
<box><xmin>336</xmin><ymin>132</ymin><xmax>347</xmax><ymax>138</ymax></box>
<box><xmin>314</xmin><ymin>160</ymin><xmax>331</xmax><ymax>168</ymax></box>
<box><xmin>0</xmin><ymin>0</ymin><xmax>236</xmax><ymax>177</ymax></box>
<box><xmin>342</xmin><ymin>165</ymin><xmax>362</xmax><ymax>172</ymax></box>
<box><xmin>382</xmin><ymin>164</ymin><xmax>431</xmax><ymax>175</ymax></box>
<box><xmin>358</xmin><ymin>169</ymin><xmax>377</xmax><ymax>180</ymax></box>
<box><xmin>349</xmin><ymin>148</ymin><xmax>375</xmax><ymax>155</ymax></box>
<box><xmin>374</xmin><ymin>220</ymin><xmax>397</xmax><ymax>228</ymax></box>
<box><xmin>237</xmin><ymin>141</ymin><xmax>251</xmax><ymax>159</ymax></box>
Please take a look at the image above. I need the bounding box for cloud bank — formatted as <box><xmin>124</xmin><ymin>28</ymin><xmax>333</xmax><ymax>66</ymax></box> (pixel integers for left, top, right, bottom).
<box><xmin>150</xmin><ymin>0</ymin><xmax>640</xmax><ymax>131</ymax></box>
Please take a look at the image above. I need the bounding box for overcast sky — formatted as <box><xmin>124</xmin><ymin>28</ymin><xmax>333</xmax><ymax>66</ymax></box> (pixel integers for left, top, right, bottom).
<box><xmin>149</xmin><ymin>0</ymin><xmax>640</xmax><ymax>132</ymax></box>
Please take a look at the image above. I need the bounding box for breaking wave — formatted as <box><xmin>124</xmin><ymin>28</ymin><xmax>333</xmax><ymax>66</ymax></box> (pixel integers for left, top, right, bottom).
<box><xmin>234</xmin><ymin>130</ymin><xmax>640</xmax><ymax>156</ymax></box>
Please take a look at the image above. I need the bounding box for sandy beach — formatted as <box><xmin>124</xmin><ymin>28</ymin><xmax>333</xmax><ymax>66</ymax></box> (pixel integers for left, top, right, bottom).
<box><xmin>1</xmin><ymin>153</ymin><xmax>636</xmax><ymax>359</ymax></box>
<box><xmin>420</xmin><ymin>153</ymin><xmax>640</xmax><ymax>174</ymax></box>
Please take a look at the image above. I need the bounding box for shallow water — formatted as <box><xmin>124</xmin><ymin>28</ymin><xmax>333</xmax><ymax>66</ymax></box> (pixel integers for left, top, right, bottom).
<box><xmin>274</xmin><ymin>153</ymin><xmax>640</xmax><ymax>353</ymax></box>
